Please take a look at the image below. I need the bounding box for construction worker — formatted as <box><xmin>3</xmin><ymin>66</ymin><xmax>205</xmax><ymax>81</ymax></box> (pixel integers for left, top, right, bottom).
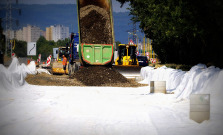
<box><xmin>62</xmin><ymin>55</ymin><xmax>67</xmax><ymax>74</ymax></box>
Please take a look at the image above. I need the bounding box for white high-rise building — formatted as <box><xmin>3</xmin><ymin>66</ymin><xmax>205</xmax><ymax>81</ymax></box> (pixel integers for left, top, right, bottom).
<box><xmin>46</xmin><ymin>25</ymin><xmax>69</xmax><ymax>42</ymax></box>
<box><xmin>46</xmin><ymin>26</ymin><xmax>53</xmax><ymax>41</ymax></box>
<box><xmin>60</xmin><ymin>25</ymin><xmax>69</xmax><ymax>41</ymax></box>
<box><xmin>23</xmin><ymin>25</ymin><xmax>41</xmax><ymax>42</ymax></box>
<box><xmin>3</xmin><ymin>30</ymin><xmax>15</xmax><ymax>40</ymax></box>
<box><xmin>15</xmin><ymin>29</ymin><xmax>23</xmax><ymax>41</ymax></box>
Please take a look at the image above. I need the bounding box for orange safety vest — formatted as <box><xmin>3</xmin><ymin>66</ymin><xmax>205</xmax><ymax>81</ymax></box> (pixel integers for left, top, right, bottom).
<box><xmin>62</xmin><ymin>57</ymin><xmax>67</xmax><ymax>66</ymax></box>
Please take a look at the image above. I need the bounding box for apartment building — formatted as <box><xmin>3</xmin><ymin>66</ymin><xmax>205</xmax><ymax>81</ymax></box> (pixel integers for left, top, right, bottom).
<box><xmin>6</xmin><ymin>24</ymin><xmax>69</xmax><ymax>42</ymax></box>
<box><xmin>15</xmin><ymin>29</ymin><xmax>23</xmax><ymax>41</ymax></box>
<box><xmin>46</xmin><ymin>25</ymin><xmax>69</xmax><ymax>42</ymax></box>
<box><xmin>23</xmin><ymin>25</ymin><xmax>41</xmax><ymax>42</ymax></box>
<box><xmin>3</xmin><ymin>30</ymin><xmax>15</xmax><ymax>39</ymax></box>
<box><xmin>46</xmin><ymin>26</ymin><xmax>53</xmax><ymax>41</ymax></box>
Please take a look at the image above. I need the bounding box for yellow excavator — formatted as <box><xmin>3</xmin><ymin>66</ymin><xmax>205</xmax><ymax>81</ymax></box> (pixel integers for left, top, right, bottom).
<box><xmin>115</xmin><ymin>44</ymin><xmax>139</xmax><ymax>66</ymax></box>
<box><xmin>52</xmin><ymin>47</ymin><xmax>69</xmax><ymax>74</ymax></box>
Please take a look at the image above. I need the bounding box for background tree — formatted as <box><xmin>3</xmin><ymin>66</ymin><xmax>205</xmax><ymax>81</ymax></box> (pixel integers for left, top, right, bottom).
<box><xmin>0</xmin><ymin>18</ymin><xmax>5</xmax><ymax>53</ymax></box>
<box><xmin>36</xmin><ymin>36</ymin><xmax>69</xmax><ymax>60</ymax></box>
<box><xmin>36</xmin><ymin>36</ymin><xmax>55</xmax><ymax>60</ymax></box>
<box><xmin>116</xmin><ymin>0</ymin><xmax>223</xmax><ymax>67</ymax></box>
<box><xmin>115</xmin><ymin>41</ymin><xmax>121</xmax><ymax>50</ymax></box>
<box><xmin>14</xmin><ymin>40</ymin><xmax>27</xmax><ymax>57</ymax></box>
<box><xmin>56</xmin><ymin>38</ymin><xmax>70</xmax><ymax>47</ymax></box>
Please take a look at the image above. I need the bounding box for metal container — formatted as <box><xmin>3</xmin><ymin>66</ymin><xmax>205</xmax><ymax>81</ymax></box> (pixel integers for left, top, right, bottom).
<box><xmin>190</xmin><ymin>94</ymin><xmax>210</xmax><ymax>123</ymax></box>
<box><xmin>77</xmin><ymin>0</ymin><xmax>115</xmax><ymax>66</ymax></box>
<box><xmin>150</xmin><ymin>81</ymin><xmax>166</xmax><ymax>94</ymax></box>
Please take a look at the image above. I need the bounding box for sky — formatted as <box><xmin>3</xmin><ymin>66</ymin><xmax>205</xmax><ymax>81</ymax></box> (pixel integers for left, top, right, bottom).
<box><xmin>0</xmin><ymin>0</ymin><xmax>130</xmax><ymax>12</ymax></box>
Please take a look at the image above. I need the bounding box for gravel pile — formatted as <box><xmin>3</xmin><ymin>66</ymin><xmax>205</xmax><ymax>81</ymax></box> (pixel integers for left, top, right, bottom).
<box><xmin>25</xmin><ymin>67</ymin><xmax>146</xmax><ymax>87</ymax></box>
<box><xmin>80</xmin><ymin>5</ymin><xmax>112</xmax><ymax>44</ymax></box>
<box><xmin>72</xmin><ymin>66</ymin><xmax>129</xmax><ymax>86</ymax></box>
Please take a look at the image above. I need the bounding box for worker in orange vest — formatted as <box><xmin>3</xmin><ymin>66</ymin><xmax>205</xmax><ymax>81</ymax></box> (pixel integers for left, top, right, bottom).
<box><xmin>62</xmin><ymin>55</ymin><xmax>67</xmax><ymax>74</ymax></box>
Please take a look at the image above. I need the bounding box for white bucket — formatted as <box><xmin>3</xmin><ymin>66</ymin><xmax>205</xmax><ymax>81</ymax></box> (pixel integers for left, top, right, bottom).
<box><xmin>150</xmin><ymin>81</ymin><xmax>166</xmax><ymax>94</ymax></box>
<box><xmin>190</xmin><ymin>94</ymin><xmax>210</xmax><ymax>123</ymax></box>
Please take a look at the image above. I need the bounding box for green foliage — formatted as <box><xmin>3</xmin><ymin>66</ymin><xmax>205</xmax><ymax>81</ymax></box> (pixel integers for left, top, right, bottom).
<box><xmin>56</xmin><ymin>38</ymin><xmax>70</xmax><ymax>47</ymax></box>
<box><xmin>14</xmin><ymin>40</ymin><xmax>27</xmax><ymax>57</ymax></box>
<box><xmin>116</xmin><ymin>0</ymin><xmax>223</xmax><ymax>67</ymax></box>
<box><xmin>163</xmin><ymin>64</ymin><xmax>192</xmax><ymax>71</ymax></box>
<box><xmin>36</xmin><ymin>36</ymin><xmax>69</xmax><ymax>60</ymax></box>
<box><xmin>37</xmin><ymin>36</ymin><xmax>54</xmax><ymax>60</ymax></box>
<box><xmin>115</xmin><ymin>41</ymin><xmax>121</xmax><ymax>50</ymax></box>
<box><xmin>0</xmin><ymin>18</ymin><xmax>5</xmax><ymax>52</ymax></box>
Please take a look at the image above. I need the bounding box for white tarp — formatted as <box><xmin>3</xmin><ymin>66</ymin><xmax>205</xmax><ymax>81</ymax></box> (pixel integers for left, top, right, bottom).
<box><xmin>140</xmin><ymin>64</ymin><xmax>223</xmax><ymax>100</ymax></box>
<box><xmin>0</xmin><ymin>59</ymin><xmax>223</xmax><ymax>135</ymax></box>
<box><xmin>0</xmin><ymin>57</ymin><xmax>36</xmax><ymax>91</ymax></box>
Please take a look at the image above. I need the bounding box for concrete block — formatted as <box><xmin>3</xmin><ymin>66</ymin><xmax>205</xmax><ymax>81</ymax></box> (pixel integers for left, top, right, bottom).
<box><xmin>190</xmin><ymin>94</ymin><xmax>210</xmax><ymax>105</ymax></box>
<box><xmin>190</xmin><ymin>94</ymin><xmax>210</xmax><ymax>123</ymax></box>
<box><xmin>190</xmin><ymin>104</ymin><xmax>210</xmax><ymax>112</ymax></box>
<box><xmin>150</xmin><ymin>81</ymin><xmax>166</xmax><ymax>94</ymax></box>
<box><xmin>190</xmin><ymin>112</ymin><xmax>210</xmax><ymax>123</ymax></box>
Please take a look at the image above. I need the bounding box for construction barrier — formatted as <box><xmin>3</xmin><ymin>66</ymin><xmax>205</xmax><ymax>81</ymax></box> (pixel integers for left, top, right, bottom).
<box><xmin>190</xmin><ymin>94</ymin><xmax>210</xmax><ymax>123</ymax></box>
<box><xmin>46</xmin><ymin>55</ymin><xmax>52</xmax><ymax>67</ymax></box>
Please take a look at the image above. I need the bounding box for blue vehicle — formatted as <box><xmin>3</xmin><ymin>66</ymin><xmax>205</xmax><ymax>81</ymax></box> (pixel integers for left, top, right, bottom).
<box><xmin>137</xmin><ymin>56</ymin><xmax>149</xmax><ymax>66</ymax></box>
<box><xmin>68</xmin><ymin>33</ymin><xmax>81</xmax><ymax>76</ymax></box>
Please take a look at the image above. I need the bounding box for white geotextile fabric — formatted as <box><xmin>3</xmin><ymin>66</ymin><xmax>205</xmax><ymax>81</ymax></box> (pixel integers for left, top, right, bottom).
<box><xmin>0</xmin><ymin>58</ymin><xmax>223</xmax><ymax>135</ymax></box>
<box><xmin>140</xmin><ymin>64</ymin><xmax>223</xmax><ymax>100</ymax></box>
<box><xmin>36</xmin><ymin>68</ymin><xmax>51</xmax><ymax>75</ymax></box>
<box><xmin>0</xmin><ymin>57</ymin><xmax>49</xmax><ymax>91</ymax></box>
<box><xmin>140</xmin><ymin>65</ymin><xmax>186</xmax><ymax>91</ymax></box>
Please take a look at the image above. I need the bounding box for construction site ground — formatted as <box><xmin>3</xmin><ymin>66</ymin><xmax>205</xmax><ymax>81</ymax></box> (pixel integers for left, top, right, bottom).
<box><xmin>25</xmin><ymin>66</ymin><xmax>146</xmax><ymax>87</ymax></box>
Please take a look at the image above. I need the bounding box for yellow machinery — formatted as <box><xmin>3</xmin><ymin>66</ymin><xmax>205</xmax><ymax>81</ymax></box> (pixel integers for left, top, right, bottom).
<box><xmin>115</xmin><ymin>44</ymin><xmax>139</xmax><ymax>66</ymax></box>
<box><xmin>52</xmin><ymin>47</ymin><xmax>69</xmax><ymax>74</ymax></box>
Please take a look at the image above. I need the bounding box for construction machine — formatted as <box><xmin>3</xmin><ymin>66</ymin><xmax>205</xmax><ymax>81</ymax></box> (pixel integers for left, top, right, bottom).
<box><xmin>115</xmin><ymin>44</ymin><xmax>139</xmax><ymax>66</ymax></box>
<box><xmin>68</xmin><ymin>33</ymin><xmax>80</xmax><ymax>76</ymax></box>
<box><xmin>67</xmin><ymin>0</ymin><xmax>115</xmax><ymax>76</ymax></box>
<box><xmin>76</xmin><ymin>0</ymin><xmax>115</xmax><ymax>66</ymax></box>
<box><xmin>51</xmin><ymin>47</ymin><xmax>69</xmax><ymax>74</ymax></box>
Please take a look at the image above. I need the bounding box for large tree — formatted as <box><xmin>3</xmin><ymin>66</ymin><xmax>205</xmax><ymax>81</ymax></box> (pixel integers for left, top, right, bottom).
<box><xmin>14</xmin><ymin>40</ymin><xmax>27</xmax><ymax>57</ymax></box>
<box><xmin>36</xmin><ymin>36</ymin><xmax>69</xmax><ymax>60</ymax></box>
<box><xmin>0</xmin><ymin>18</ymin><xmax>5</xmax><ymax>53</ymax></box>
<box><xmin>36</xmin><ymin>36</ymin><xmax>55</xmax><ymax>60</ymax></box>
<box><xmin>117</xmin><ymin>0</ymin><xmax>223</xmax><ymax>67</ymax></box>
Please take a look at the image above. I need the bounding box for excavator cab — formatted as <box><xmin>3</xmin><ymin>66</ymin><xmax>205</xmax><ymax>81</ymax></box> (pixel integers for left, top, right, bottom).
<box><xmin>115</xmin><ymin>44</ymin><xmax>139</xmax><ymax>66</ymax></box>
<box><xmin>52</xmin><ymin>47</ymin><xmax>69</xmax><ymax>74</ymax></box>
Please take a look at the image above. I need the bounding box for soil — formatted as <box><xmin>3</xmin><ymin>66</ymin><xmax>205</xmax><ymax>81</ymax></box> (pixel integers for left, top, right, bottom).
<box><xmin>80</xmin><ymin>5</ymin><xmax>113</xmax><ymax>44</ymax></box>
<box><xmin>25</xmin><ymin>73</ymin><xmax>84</xmax><ymax>86</ymax></box>
<box><xmin>72</xmin><ymin>66</ymin><xmax>129</xmax><ymax>86</ymax></box>
<box><xmin>25</xmin><ymin>66</ymin><xmax>146</xmax><ymax>87</ymax></box>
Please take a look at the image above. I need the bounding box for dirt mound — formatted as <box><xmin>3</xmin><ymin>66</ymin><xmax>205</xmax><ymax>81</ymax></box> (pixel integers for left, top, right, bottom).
<box><xmin>72</xmin><ymin>66</ymin><xmax>129</xmax><ymax>86</ymax></box>
<box><xmin>25</xmin><ymin>67</ymin><xmax>146</xmax><ymax>87</ymax></box>
<box><xmin>80</xmin><ymin>5</ymin><xmax>112</xmax><ymax>44</ymax></box>
<box><xmin>26</xmin><ymin>73</ymin><xmax>84</xmax><ymax>86</ymax></box>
